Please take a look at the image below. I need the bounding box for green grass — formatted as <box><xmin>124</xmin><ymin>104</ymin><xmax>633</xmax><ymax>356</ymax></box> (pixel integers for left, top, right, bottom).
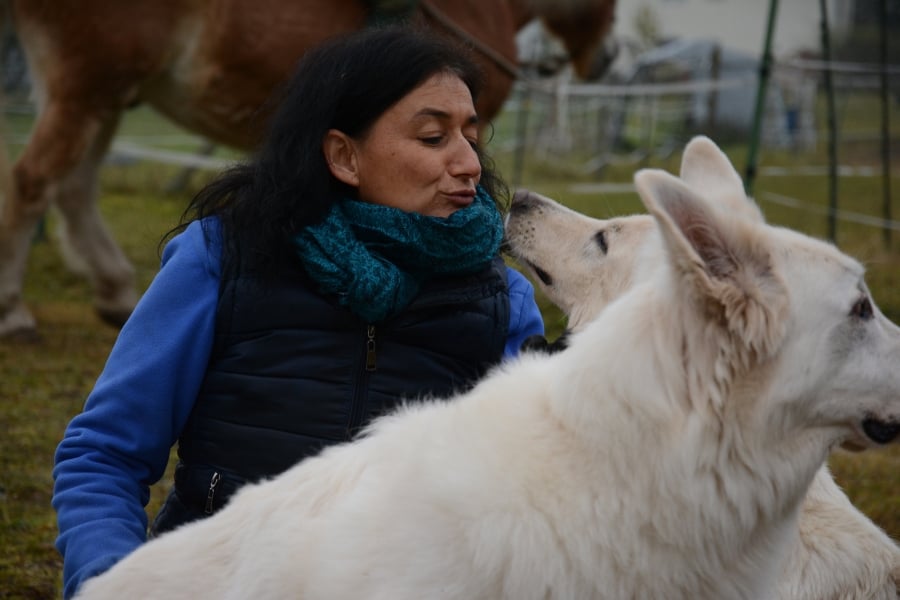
<box><xmin>0</xmin><ymin>183</ymin><xmax>185</xmax><ymax>599</ymax></box>
<box><xmin>2</xmin><ymin>104</ymin><xmax>899</xmax><ymax>598</ymax></box>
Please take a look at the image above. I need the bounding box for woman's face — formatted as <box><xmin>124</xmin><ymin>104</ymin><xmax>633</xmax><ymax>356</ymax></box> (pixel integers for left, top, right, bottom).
<box><xmin>325</xmin><ymin>72</ymin><xmax>482</xmax><ymax>218</ymax></box>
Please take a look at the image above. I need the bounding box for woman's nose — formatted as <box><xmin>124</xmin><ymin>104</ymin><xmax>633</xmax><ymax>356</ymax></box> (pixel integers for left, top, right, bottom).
<box><xmin>449</xmin><ymin>136</ymin><xmax>481</xmax><ymax>179</ymax></box>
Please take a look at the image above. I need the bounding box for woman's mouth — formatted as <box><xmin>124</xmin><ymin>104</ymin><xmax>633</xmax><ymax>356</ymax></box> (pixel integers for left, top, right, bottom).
<box><xmin>444</xmin><ymin>190</ymin><xmax>476</xmax><ymax>207</ymax></box>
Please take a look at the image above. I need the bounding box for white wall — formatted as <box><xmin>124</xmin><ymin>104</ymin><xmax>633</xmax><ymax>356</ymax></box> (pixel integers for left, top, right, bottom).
<box><xmin>612</xmin><ymin>0</ymin><xmax>854</xmax><ymax>59</ymax></box>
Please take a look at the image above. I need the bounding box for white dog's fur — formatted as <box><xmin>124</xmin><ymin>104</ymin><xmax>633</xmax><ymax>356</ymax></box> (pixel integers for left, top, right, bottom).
<box><xmin>505</xmin><ymin>158</ymin><xmax>900</xmax><ymax>600</ymax></box>
<box><xmin>75</xmin><ymin>137</ymin><xmax>900</xmax><ymax>600</ymax></box>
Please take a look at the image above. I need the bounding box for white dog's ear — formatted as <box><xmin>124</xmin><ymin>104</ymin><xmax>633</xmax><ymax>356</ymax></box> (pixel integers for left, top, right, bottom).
<box><xmin>635</xmin><ymin>168</ymin><xmax>787</xmax><ymax>360</ymax></box>
<box><xmin>679</xmin><ymin>136</ymin><xmax>763</xmax><ymax>223</ymax></box>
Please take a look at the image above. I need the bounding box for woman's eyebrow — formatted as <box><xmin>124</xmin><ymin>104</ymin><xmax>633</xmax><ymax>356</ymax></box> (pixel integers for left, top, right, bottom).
<box><xmin>413</xmin><ymin>108</ymin><xmax>479</xmax><ymax>126</ymax></box>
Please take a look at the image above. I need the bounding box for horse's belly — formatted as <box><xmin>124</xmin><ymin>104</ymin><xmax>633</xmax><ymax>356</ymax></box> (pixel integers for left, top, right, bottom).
<box><xmin>144</xmin><ymin>0</ymin><xmax>366</xmax><ymax>148</ymax></box>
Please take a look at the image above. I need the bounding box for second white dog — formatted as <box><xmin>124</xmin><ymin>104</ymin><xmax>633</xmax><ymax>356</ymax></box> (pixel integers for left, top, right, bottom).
<box><xmin>505</xmin><ymin>146</ymin><xmax>900</xmax><ymax>600</ymax></box>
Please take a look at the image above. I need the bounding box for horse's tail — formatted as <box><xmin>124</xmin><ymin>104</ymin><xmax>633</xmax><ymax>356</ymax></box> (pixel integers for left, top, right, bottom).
<box><xmin>522</xmin><ymin>0</ymin><xmax>617</xmax><ymax>80</ymax></box>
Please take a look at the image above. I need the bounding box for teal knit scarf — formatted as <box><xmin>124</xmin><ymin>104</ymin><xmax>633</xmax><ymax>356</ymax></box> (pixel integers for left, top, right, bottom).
<box><xmin>294</xmin><ymin>186</ymin><xmax>503</xmax><ymax>322</ymax></box>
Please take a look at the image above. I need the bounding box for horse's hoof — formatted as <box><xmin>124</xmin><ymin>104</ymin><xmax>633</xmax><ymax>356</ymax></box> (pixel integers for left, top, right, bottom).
<box><xmin>0</xmin><ymin>303</ymin><xmax>39</xmax><ymax>341</ymax></box>
<box><xmin>95</xmin><ymin>305</ymin><xmax>134</xmax><ymax>329</ymax></box>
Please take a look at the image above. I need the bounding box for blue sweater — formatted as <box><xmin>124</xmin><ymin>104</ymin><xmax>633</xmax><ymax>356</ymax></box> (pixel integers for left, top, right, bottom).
<box><xmin>52</xmin><ymin>219</ymin><xmax>544</xmax><ymax>599</ymax></box>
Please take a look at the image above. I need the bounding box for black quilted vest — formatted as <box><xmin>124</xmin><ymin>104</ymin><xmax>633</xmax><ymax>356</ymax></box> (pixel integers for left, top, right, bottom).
<box><xmin>151</xmin><ymin>256</ymin><xmax>509</xmax><ymax>534</ymax></box>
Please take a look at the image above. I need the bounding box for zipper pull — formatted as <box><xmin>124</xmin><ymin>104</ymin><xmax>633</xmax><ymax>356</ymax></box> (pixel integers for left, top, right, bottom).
<box><xmin>366</xmin><ymin>325</ymin><xmax>376</xmax><ymax>371</ymax></box>
<box><xmin>205</xmin><ymin>471</ymin><xmax>221</xmax><ymax>514</ymax></box>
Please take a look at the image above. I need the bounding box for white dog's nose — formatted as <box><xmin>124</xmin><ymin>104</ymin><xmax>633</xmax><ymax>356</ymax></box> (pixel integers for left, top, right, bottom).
<box><xmin>862</xmin><ymin>418</ymin><xmax>900</xmax><ymax>444</ymax></box>
<box><xmin>510</xmin><ymin>189</ymin><xmax>540</xmax><ymax>214</ymax></box>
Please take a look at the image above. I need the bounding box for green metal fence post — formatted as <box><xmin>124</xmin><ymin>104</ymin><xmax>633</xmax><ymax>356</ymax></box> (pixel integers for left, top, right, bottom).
<box><xmin>744</xmin><ymin>0</ymin><xmax>779</xmax><ymax>197</ymax></box>
<box><xmin>819</xmin><ymin>0</ymin><xmax>839</xmax><ymax>243</ymax></box>
<box><xmin>879</xmin><ymin>0</ymin><xmax>892</xmax><ymax>248</ymax></box>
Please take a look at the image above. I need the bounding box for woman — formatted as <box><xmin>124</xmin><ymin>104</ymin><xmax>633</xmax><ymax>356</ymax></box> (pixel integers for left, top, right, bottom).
<box><xmin>52</xmin><ymin>26</ymin><xmax>543</xmax><ymax>599</ymax></box>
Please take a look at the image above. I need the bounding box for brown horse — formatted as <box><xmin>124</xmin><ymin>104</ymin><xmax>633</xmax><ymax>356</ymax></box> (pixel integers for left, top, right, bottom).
<box><xmin>0</xmin><ymin>0</ymin><xmax>615</xmax><ymax>338</ymax></box>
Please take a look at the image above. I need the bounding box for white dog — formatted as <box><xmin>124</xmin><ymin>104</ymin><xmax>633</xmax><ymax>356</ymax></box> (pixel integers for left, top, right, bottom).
<box><xmin>75</xmin><ymin>137</ymin><xmax>900</xmax><ymax>600</ymax></box>
<box><xmin>505</xmin><ymin>164</ymin><xmax>900</xmax><ymax>599</ymax></box>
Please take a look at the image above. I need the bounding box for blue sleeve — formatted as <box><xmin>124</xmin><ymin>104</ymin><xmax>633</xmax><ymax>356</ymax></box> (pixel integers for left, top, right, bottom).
<box><xmin>52</xmin><ymin>220</ymin><xmax>221</xmax><ymax>599</ymax></box>
<box><xmin>504</xmin><ymin>266</ymin><xmax>544</xmax><ymax>358</ymax></box>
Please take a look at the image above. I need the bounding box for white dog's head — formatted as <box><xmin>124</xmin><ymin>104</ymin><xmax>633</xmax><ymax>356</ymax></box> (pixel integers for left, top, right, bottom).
<box><xmin>507</xmin><ymin>136</ymin><xmax>900</xmax><ymax>452</ymax></box>
<box><xmin>504</xmin><ymin>190</ymin><xmax>655</xmax><ymax>332</ymax></box>
<box><xmin>506</xmin><ymin>137</ymin><xmax>766</xmax><ymax>333</ymax></box>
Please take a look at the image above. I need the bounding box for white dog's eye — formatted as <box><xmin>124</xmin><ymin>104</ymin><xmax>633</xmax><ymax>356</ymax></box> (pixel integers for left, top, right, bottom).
<box><xmin>850</xmin><ymin>296</ymin><xmax>874</xmax><ymax>320</ymax></box>
<box><xmin>594</xmin><ymin>230</ymin><xmax>608</xmax><ymax>254</ymax></box>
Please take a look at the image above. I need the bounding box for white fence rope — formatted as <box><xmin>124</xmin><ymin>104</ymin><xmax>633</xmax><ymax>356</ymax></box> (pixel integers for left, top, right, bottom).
<box><xmin>519</xmin><ymin>75</ymin><xmax>756</xmax><ymax>97</ymax></box>
<box><xmin>110</xmin><ymin>141</ymin><xmax>233</xmax><ymax>171</ymax></box>
<box><xmin>760</xmin><ymin>191</ymin><xmax>900</xmax><ymax>231</ymax></box>
<box><xmin>778</xmin><ymin>58</ymin><xmax>900</xmax><ymax>75</ymax></box>
<box><xmin>566</xmin><ymin>182</ymin><xmax>900</xmax><ymax>232</ymax></box>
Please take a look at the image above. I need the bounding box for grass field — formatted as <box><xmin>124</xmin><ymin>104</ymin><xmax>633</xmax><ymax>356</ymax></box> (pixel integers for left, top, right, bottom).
<box><xmin>1</xmin><ymin>104</ymin><xmax>899</xmax><ymax>598</ymax></box>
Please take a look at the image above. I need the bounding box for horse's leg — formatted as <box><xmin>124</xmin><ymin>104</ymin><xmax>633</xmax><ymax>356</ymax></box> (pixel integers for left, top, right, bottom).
<box><xmin>0</xmin><ymin>150</ymin><xmax>37</xmax><ymax>338</ymax></box>
<box><xmin>0</xmin><ymin>100</ymin><xmax>134</xmax><ymax>337</ymax></box>
<box><xmin>51</xmin><ymin>114</ymin><xmax>138</xmax><ymax>328</ymax></box>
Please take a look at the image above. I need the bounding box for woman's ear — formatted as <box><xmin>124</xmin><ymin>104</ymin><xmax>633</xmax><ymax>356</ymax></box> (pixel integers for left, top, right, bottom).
<box><xmin>323</xmin><ymin>129</ymin><xmax>360</xmax><ymax>187</ymax></box>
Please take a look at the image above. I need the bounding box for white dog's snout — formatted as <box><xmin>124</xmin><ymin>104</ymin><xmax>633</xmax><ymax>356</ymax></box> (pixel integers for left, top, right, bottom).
<box><xmin>510</xmin><ymin>189</ymin><xmax>540</xmax><ymax>214</ymax></box>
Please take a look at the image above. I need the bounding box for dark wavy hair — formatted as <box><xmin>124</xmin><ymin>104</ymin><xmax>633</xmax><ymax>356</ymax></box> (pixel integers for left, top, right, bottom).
<box><xmin>165</xmin><ymin>25</ymin><xmax>508</xmax><ymax>277</ymax></box>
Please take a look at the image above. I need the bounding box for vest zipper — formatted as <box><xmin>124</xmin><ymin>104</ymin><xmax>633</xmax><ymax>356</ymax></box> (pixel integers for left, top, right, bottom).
<box><xmin>365</xmin><ymin>325</ymin><xmax>377</xmax><ymax>371</ymax></box>
<box><xmin>205</xmin><ymin>471</ymin><xmax>221</xmax><ymax>514</ymax></box>
<box><xmin>348</xmin><ymin>325</ymin><xmax>376</xmax><ymax>437</ymax></box>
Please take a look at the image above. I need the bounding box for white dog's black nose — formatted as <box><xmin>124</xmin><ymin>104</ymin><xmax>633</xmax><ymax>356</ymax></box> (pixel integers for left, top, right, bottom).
<box><xmin>510</xmin><ymin>189</ymin><xmax>540</xmax><ymax>214</ymax></box>
<box><xmin>862</xmin><ymin>418</ymin><xmax>900</xmax><ymax>444</ymax></box>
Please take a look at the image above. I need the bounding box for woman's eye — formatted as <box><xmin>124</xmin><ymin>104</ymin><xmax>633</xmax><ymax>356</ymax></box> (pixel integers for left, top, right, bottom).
<box><xmin>850</xmin><ymin>296</ymin><xmax>874</xmax><ymax>320</ymax></box>
<box><xmin>421</xmin><ymin>136</ymin><xmax>443</xmax><ymax>146</ymax></box>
